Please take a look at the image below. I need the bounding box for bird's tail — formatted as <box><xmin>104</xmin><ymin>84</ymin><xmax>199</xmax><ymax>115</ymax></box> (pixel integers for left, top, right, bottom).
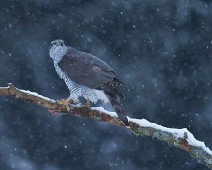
<box><xmin>106</xmin><ymin>94</ymin><xmax>129</xmax><ymax>126</ymax></box>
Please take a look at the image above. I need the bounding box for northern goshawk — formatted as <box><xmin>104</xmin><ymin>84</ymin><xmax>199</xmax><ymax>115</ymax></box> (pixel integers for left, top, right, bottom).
<box><xmin>49</xmin><ymin>40</ymin><xmax>128</xmax><ymax>126</ymax></box>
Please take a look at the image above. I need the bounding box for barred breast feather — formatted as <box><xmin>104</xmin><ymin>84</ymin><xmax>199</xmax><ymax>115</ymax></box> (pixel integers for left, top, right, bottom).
<box><xmin>54</xmin><ymin>63</ymin><xmax>109</xmax><ymax>103</ymax></box>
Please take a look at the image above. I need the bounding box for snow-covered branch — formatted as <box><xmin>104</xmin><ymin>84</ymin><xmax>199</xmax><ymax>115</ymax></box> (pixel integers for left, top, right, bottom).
<box><xmin>0</xmin><ymin>83</ymin><xmax>212</xmax><ymax>169</ymax></box>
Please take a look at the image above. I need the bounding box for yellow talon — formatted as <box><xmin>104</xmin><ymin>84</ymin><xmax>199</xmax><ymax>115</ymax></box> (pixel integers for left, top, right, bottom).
<box><xmin>86</xmin><ymin>99</ymin><xmax>90</xmax><ymax>109</ymax></box>
<box><xmin>57</xmin><ymin>96</ymin><xmax>72</xmax><ymax>111</ymax></box>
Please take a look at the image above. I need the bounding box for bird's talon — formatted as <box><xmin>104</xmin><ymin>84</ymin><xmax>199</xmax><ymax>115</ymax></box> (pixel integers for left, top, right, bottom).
<box><xmin>86</xmin><ymin>100</ymin><xmax>90</xmax><ymax>109</ymax></box>
<box><xmin>57</xmin><ymin>99</ymin><xmax>65</xmax><ymax>105</ymax></box>
<box><xmin>66</xmin><ymin>105</ymin><xmax>71</xmax><ymax>111</ymax></box>
<box><xmin>57</xmin><ymin>98</ymin><xmax>71</xmax><ymax>111</ymax></box>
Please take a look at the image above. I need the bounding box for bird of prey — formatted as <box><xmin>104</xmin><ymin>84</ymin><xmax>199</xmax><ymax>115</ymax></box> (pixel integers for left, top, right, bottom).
<box><xmin>49</xmin><ymin>39</ymin><xmax>128</xmax><ymax>126</ymax></box>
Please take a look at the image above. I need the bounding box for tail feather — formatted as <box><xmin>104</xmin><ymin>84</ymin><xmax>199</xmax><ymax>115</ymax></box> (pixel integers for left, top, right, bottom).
<box><xmin>106</xmin><ymin>94</ymin><xmax>129</xmax><ymax>126</ymax></box>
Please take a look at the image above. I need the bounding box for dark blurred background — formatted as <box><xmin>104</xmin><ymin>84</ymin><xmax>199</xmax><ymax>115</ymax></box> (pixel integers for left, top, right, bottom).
<box><xmin>0</xmin><ymin>0</ymin><xmax>211</xmax><ymax>170</ymax></box>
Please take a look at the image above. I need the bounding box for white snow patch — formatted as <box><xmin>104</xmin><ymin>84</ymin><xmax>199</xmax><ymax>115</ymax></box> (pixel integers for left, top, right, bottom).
<box><xmin>91</xmin><ymin>107</ymin><xmax>212</xmax><ymax>155</ymax></box>
<box><xmin>91</xmin><ymin>106</ymin><xmax>117</xmax><ymax>117</ymax></box>
<box><xmin>129</xmin><ymin>117</ymin><xmax>212</xmax><ymax>155</ymax></box>
<box><xmin>19</xmin><ymin>89</ymin><xmax>55</xmax><ymax>102</ymax></box>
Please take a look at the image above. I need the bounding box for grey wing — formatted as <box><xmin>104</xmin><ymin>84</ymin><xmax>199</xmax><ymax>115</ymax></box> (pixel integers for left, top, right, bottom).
<box><xmin>58</xmin><ymin>48</ymin><xmax>115</xmax><ymax>89</ymax></box>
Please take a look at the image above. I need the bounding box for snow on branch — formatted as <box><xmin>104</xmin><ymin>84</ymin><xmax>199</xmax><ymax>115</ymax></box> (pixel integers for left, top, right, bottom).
<box><xmin>0</xmin><ymin>83</ymin><xmax>212</xmax><ymax>169</ymax></box>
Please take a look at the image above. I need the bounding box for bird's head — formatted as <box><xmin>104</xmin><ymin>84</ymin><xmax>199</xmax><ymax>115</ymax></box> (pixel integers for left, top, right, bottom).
<box><xmin>49</xmin><ymin>39</ymin><xmax>67</xmax><ymax>63</ymax></box>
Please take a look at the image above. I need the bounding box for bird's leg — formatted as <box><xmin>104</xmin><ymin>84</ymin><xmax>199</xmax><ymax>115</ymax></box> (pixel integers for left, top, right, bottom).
<box><xmin>57</xmin><ymin>96</ymin><xmax>72</xmax><ymax>111</ymax></box>
<box><xmin>86</xmin><ymin>99</ymin><xmax>90</xmax><ymax>109</ymax></box>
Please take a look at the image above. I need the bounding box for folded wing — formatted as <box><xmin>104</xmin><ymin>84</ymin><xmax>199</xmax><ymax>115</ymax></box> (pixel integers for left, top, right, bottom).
<box><xmin>58</xmin><ymin>47</ymin><xmax>124</xmax><ymax>98</ymax></box>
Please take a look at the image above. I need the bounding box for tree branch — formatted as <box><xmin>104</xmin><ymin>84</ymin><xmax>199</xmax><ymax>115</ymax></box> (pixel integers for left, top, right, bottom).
<box><xmin>0</xmin><ymin>83</ymin><xmax>212</xmax><ymax>169</ymax></box>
